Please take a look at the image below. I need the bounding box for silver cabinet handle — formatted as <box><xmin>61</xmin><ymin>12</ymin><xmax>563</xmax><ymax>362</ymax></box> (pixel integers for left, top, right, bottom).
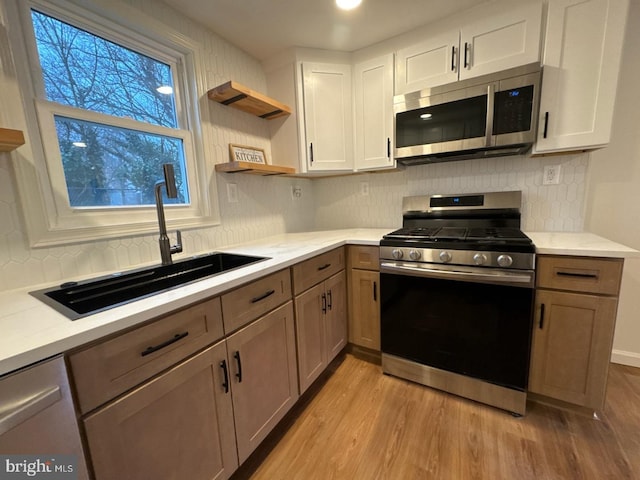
<box><xmin>0</xmin><ymin>385</ymin><xmax>61</xmax><ymax>435</ymax></box>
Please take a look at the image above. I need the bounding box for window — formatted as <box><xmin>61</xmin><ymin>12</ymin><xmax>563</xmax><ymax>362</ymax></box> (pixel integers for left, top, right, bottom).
<box><xmin>31</xmin><ymin>10</ymin><xmax>189</xmax><ymax>208</ymax></box>
<box><xmin>8</xmin><ymin>0</ymin><xmax>217</xmax><ymax>246</ymax></box>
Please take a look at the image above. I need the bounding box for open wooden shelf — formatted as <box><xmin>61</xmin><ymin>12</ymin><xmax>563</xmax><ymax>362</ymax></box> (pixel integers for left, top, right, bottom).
<box><xmin>215</xmin><ymin>161</ymin><xmax>295</xmax><ymax>176</ymax></box>
<box><xmin>207</xmin><ymin>81</ymin><xmax>291</xmax><ymax>120</ymax></box>
<box><xmin>0</xmin><ymin>128</ymin><xmax>25</xmax><ymax>152</ymax></box>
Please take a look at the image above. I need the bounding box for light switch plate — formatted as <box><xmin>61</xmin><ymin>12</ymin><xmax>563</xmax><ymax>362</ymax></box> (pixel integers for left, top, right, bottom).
<box><xmin>227</xmin><ymin>183</ymin><xmax>238</xmax><ymax>203</ymax></box>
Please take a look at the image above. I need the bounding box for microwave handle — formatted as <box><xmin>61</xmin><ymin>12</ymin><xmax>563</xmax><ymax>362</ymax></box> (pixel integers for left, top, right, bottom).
<box><xmin>485</xmin><ymin>84</ymin><xmax>495</xmax><ymax>146</ymax></box>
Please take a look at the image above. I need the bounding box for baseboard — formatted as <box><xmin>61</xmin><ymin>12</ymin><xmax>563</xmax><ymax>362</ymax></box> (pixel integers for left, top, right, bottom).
<box><xmin>611</xmin><ymin>349</ymin><xmax>640</xmax><ymax>368</ymax></box>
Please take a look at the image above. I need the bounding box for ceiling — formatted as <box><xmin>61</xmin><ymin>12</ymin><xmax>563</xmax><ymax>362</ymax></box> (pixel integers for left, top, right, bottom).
<box><xmin>161</xmin><ymin>0</ymin><xmax>491</xmax><ymax>61</ymax></box>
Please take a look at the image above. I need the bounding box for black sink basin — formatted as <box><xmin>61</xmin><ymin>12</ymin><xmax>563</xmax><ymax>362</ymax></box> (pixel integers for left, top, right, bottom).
<box><xmin>30</xmin><ymin>252</ymin><xmax>268</xmax><ymax>320</ymax></box>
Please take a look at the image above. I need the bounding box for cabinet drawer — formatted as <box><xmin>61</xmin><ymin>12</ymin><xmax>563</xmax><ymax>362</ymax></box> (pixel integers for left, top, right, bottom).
<box><xmin>536</xmin><ymin>255</ymin><xmax>623</xmax><ymax>295</ymax></box>
<box><xmin>221</xmin><ymin>269</ymin><xmax>292</xmax><ymax>333</ymax></box>
<box><xmin>348</xmin><ymin>245</ymin><xmax>379</xmax><ymax>271</ymax></box>
<box><xmin>293</xmin><ymin>247</ymin><xmax>345</xmax><ymax>294</ymax></box>
<box><xmin>70</xmin><ymin>297</ymin><xmax>224</xmax><ymax>414</ymax></box>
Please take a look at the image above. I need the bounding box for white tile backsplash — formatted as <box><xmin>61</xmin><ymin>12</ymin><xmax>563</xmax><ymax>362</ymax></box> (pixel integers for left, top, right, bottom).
<box><xmin>314</xmin><ymin>153</ymin><xmax>588</xmax><ymax>233</ymax></box>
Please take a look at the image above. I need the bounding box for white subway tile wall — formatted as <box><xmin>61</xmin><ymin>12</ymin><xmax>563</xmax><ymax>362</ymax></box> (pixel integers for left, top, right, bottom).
<box><xmin>0</xmin><ymin>0</ymin><xmax>589</xmax><ymax>292</ymax></box>
<box><xmin>314</xmin><ymin>153</ymin><xmax>588</xmax><ymax>233</ymax></box>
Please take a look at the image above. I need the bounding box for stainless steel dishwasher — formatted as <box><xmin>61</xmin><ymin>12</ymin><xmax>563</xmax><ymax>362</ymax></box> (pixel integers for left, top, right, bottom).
<box><xmin>0</xmin><ymin>356</ymin><xmax>89</xmax><ymax>479</ymax></box>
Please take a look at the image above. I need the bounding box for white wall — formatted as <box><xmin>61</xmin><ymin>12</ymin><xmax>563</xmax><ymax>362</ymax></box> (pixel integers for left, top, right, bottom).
<box><xmin>0</xmin><ymin>0</ymin><xmax>315</xmax><ymax>292</ymax></box>
<box><xmin>585</xmin><ymin>0</ymin><xmax>640</xmax><ymax>367</ymax></box>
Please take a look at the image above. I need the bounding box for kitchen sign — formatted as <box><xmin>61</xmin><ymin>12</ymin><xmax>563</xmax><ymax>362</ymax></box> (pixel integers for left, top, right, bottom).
<box><xmin>229</xmin><ymin>144</ymin><xmax>267</xmax><ymax>164</ymax></box>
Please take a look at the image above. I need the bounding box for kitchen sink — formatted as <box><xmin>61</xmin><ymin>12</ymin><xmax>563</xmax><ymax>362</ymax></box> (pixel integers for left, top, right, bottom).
<box><xmin>30</xmin><ymin>252</ymin><xmax>268</xmax><ymax>320</ymax></box>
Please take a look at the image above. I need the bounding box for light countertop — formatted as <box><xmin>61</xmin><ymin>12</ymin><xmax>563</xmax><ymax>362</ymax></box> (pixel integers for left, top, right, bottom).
<box><xmin>525</xmin><ymin>231</ymin><xmax>639</xmax><ymax>257</ymax></box>
<box><xmin>0</xmin><ymin>228</ymin><xmax>636</xmax><ymax>376</ymax></box>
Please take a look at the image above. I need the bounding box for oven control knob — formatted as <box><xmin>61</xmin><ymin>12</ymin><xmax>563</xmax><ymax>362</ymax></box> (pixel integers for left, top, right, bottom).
<box><xmin>473</xmin><ymin>253</ymin><xmax>488</xmax><ymax>266</ymax></box>
<box><xmin>497</xmin><ymin>254</ymin><xmax>513</xmax><ymax>267</ymax></box>
<box><xmin>409</xmin><ymin>249</ymin><xmax>421</xmax><ymax>261</ymax></box>
<box><xmin>391</xmin><ymin>249</ymin><xmax>404</xmax><ymax>260</ymax></box>
<box><xmin>439</xmin><ymin>251</ymin><xmax>452</xmax><ymax>263</ymax></box>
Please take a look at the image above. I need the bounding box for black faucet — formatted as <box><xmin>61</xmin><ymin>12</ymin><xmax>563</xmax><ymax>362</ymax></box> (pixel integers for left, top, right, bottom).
<box><xmin>155</xmin><ymin>164</ymin><xmax>183</xmax><ymax>265</ymax></box>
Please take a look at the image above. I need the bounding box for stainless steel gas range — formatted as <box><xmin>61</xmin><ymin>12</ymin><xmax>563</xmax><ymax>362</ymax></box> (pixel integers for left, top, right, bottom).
<box><xmin>379</xmin><ymin>191</ymin><xmax>535</xmax><ymax>415</ymax></box>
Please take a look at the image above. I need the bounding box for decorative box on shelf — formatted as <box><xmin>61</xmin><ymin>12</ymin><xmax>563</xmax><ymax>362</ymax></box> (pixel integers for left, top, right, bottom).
<box><xmin>215</xmin><ymin>143</ymin><xmax>295</xmax><ymax>176</ymax></box>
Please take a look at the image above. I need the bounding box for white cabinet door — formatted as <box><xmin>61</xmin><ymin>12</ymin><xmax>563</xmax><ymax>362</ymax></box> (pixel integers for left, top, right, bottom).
<box><xmin>395</xmin><ymin>30</ymin><xmax>460</xmax><ymax>94</ymax></box>
<box><xmin>301</xmin><ymin>62</ymin><xmax>353</xmax><ymax>172</ymax></box>
<box><xmin>354</xmin><ymin>53</ymin><xmax>395</xmax><ymax>171</ymax></box>
<box><xmin>395</xmin><ymin>2</ymin><xmax>542</xmax><ymax>93</ymax></box>
<box><xmin>533</xmin><ymin>0</ymin><xmax>628</xmax><ymax>154</ymax></box>
<box><xmin>459</xmin><ymin>2</ymin><xmax>542</xmax><ymax>80</ymax></box>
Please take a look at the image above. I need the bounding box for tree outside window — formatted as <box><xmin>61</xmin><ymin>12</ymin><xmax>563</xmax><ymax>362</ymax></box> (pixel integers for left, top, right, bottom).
<box><xmin>31</xmin><ymin>10</ymin><xmax>189</xmax><ymax>208</ymax></box>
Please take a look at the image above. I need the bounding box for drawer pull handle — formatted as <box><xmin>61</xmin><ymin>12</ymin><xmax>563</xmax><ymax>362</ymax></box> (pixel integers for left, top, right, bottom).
<box><xmin>318</xmin><ymin>263</ymin><xmax>331</xmax><ymax>271</ymax></box>
<box><xmin>141</xmin><ymin>331</ymin><xmax>189</xmax><ymax>357</ymax></box>
<box><xmin>556</xmin><ymin>271</ymin><xmax>598</xmax><ymax>279</ymax></box>
<box><xmin>220</xmin><ymin>360</ymin><xmax>229</xmax><ymax>393</ymax></box>
<box><xmin>234</xmin><ymin>351</ymin><xmax>243</xmax><ymax>383</ymax></box>
<box><xmin>539</xmin><ymin>303</ymin><xmax>545</xmax><ymax>329</ymax></box>
<box><xmin>327</xmin><ymin>289</ymin><xmax>333</xmax><ymax>310</ymax></box>
<box><xmin>0</xmin><ymin>385</ymin><xmax>61</xmax><ymax>436</ymax></box>
<box><xmin>251</xmin><ymin>289</ymin><xmax>275</xmax><ymax>303</ymax></box>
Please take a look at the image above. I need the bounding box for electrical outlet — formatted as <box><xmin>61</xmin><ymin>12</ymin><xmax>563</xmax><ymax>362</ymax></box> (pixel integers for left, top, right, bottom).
<box><xmin>292</xmin><ymin>186</ymin><xmax>302</xmax><ymax>199</ymax></box>
<box><xmin>360</xmin><ymin>182</ymin><xmax>369</xmax><ymax>196</ymax></box>
<box><xmin>226</xmin><ymin>183</ymin><xmax>238</xmax><ymax>203</ymax></box>
<box><xmin>543</xmin><ymin>165</ymin><xmax>561</xmax><ymax>185</ymax></box>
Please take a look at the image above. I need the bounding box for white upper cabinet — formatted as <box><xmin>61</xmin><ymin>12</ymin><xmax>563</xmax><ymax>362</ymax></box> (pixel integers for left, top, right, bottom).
<box><xmin>395</xmin><ymin>31</ymin><xmax>460</xmax><ymax>95</ymax></box>
<box><xmin>353</xmin><ymin>54</ymin><xmax>395</xmax><ymax>171</ymax></box>
<box><xmin>533</xmin><ymin>0</ymin><xmax>629</xmax><ymax>154</ymax></box>
<box><xmin>267</xmin><ymin>59</ymin><xmax>353</xmax><ymax>174</ymax></box>
<box><xmin>395</xmin><ymin>2</ymin><xmax>542</xmax><ymax>94</ymax></box>
<box><xmin>301</xmin><ymin>62</ymin><xmax>354</xmax><ymax>172</ymax></box>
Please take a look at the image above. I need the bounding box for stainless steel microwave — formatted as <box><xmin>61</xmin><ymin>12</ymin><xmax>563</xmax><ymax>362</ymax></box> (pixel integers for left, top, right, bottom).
<box><xmin>394</xmin><ymin>63</ymin><xmax>542</xmax><ymax>165</ymax></box>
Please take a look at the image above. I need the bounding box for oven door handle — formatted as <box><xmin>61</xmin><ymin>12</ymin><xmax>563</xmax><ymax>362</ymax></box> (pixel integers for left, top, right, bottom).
<box><xmin>380</xmin><ymin>262</ymin><xmax>534</xmax><ymax>287</ymax></box>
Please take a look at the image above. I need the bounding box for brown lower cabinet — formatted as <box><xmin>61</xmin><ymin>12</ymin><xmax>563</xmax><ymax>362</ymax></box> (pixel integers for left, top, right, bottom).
<box><xmin>84</xmin><ymin>340</ymin><xmax>237</xmax><ymax>480</ymax></box>
<box><xmin>347</xmin><ymin>245</ymin><xmax>380</xmax><ymax>351</ymax></box>
<box><xmin>79</xmin><ymin>293</ymin><xmax>298</xmax><ymax>480</ymax></box>
<box><xmin>225</xmin><ymin>301</ymin><xmax>298</xmax><ymax>463</ymax></box>
<box><xmin>529</xmin><ymin>290</ymin><xmax>617</xmax><ymax>409</ymax></box>
<box><xmin>294</xmin><ymin>270</ymin><xmax>347</xmax><ymax>394</ymax></box>
<box><xmin>528</xmin><ymin>255</ymin><xmax>623</xmax><ymax>411</ymax></box>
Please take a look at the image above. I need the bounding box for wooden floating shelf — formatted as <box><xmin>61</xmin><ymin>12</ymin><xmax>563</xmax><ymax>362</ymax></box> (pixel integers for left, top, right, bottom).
<box><xmin>207</xmin><ymin>81</ymin><xmax>291</xmax><ymax>120</ymax></box>
<box><xmin>215</xmin><ymin>161</ymin><xmax>295</xmax><ymax>176</ymax></box>
<box><xmin>0</xmin><ymin>128</ymin><xmax>25</xmax><ymax>152</ymax></box>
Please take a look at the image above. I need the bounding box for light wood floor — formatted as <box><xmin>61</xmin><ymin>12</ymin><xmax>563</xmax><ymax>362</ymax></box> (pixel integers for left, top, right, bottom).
<box><xmin>231</xmin><ymin>353</ymin><xmax>640</xmax><ymax>480</ymax></box>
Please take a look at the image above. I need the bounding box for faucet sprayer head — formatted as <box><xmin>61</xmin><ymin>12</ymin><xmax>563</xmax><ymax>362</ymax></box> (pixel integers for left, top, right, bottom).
<box><xmin>162</xmin><ymin>164</ymin><xmax>178</xmax><ymax>199</ymax></box>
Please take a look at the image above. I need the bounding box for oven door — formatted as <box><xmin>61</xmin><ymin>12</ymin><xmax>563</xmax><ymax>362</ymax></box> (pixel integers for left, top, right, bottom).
<box><xmin>380</xmin><ymin>262</ymin><xmax>534</xmax><ymax>391</ymax></box>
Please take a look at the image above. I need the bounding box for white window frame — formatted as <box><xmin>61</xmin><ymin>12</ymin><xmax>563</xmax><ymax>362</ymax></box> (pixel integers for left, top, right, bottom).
<box><xmin>6</xmin><ymin>0</ymin><xmax>219</xmax><ymax>247</ymax></box>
